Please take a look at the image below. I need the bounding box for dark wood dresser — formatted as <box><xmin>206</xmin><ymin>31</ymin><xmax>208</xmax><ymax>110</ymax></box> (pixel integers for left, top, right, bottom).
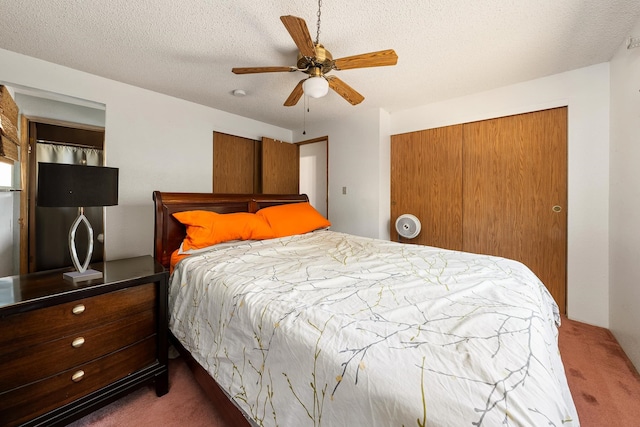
<box><xmin>0</xmin><ymin>255</ymin><xmax>169</xmax><ymax>427</ymax></box>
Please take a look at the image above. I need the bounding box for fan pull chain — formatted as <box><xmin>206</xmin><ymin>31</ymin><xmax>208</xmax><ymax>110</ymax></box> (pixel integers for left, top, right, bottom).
<box><xmin>315</xmin><ymin>0</ymin><xmax>322</xmax><ymax>45</ymax></box>
<box><xmin>303</xmin><ymin>95</ymin><xmax>308</xmax><ymax>135</ymax></box>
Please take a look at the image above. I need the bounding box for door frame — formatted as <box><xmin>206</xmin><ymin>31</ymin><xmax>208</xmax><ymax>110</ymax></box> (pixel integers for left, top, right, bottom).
<box><xmin>296</xmin><ymin>136</ymin><xmax>328</xmax><ymax>217</ymax></box>
<box><xmin>20</xmin><ymin>116</ymin><xmax>105</xmax><ymax>273</ymax></box>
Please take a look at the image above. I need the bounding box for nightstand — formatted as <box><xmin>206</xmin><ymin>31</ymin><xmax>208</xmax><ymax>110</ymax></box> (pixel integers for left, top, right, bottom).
<box><xmin>0</xmin><ymin>255</ymin><xmax>169</xmax><ymax>427</ymax></box>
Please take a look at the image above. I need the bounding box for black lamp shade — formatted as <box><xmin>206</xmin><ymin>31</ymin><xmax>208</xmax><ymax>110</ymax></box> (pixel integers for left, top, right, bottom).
<box><xmin>37</xmin><ymin>162</ymin><xmax>119</xmax><ymax>207</ymax></box>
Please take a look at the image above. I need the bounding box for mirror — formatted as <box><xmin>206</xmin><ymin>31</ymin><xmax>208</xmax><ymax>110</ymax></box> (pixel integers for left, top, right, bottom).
<box><xmin>0</xmin><ymin>83</ymin><xmax>105</xmax><ymax>277</ymax></box>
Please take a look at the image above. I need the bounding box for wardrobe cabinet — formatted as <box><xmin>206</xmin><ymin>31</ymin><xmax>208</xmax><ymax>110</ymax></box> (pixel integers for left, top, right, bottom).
<box><xmin>213</xmin><ymin>132</ymin><xmax>299</xmax><ymax>194</ymax></box>
<box><xmin>391</xmin><ymin>107</ymin><xmax>567</xmax><ymax>312</ymax></box>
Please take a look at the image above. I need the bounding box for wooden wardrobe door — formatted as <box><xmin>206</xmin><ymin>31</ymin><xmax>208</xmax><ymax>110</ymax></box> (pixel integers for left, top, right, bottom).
<box><xmin>213</xmin><ymin>132</ymin><xmax>257</xmax><ymax>193</ymax></box>
<box><xmin>391</xmin><ymin>126</ymin><xmax>463</xmax><ymax>249</ymax></box>
<box><xmin>261</xmin><ymin>137</ymin><xmax>299</xmax><ymax>194</ymax></box>
<box><xmin>462</xmin><ymin>107</ymin><xmax>567</xmax><ymax>312</ymax></box>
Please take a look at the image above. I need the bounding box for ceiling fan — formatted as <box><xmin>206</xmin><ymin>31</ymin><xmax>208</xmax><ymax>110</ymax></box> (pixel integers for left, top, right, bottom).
<box><xmin>231</xmin><ymin>3</ymin><xmax>398</xmax><ymax>107</ymax></box>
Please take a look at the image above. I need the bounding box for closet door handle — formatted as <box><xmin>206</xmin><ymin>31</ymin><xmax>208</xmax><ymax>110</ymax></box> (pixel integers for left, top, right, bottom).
<box><xmin>552</xmin><ymin>205</ymin><xmax>562</xmax><ymax>213</ymax></box>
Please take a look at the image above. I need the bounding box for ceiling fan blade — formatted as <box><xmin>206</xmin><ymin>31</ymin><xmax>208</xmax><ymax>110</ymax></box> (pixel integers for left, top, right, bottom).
<box><xmin>280</xmin><ymin>15</ymin><xmax>316</xmax><ymax>58</ymax></box>
<box><xmin>232</xmin><ymin>66</ymin><xmax>296</xmax><ymax>74</ymax></box>
<box><xmin>327</xmin><ymin>76</ymin><xmax>364</xmax><ymax>105</ymax></box>
<box><xmin>333</xmin><ymin>49</ymin><xmax>398</xmax><ymax>70</ymax></box>
<box><xmin>284</xmin><ymin>79</ymin><xmax>305</xmax><ymax>107</ymax></box>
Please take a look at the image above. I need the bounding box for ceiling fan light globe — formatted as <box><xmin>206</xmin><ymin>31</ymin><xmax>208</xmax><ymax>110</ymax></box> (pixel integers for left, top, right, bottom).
<box><xmin>303</xmin><ymin>76</ymin><xmax>329</xmax><ymax>98</ymax></box>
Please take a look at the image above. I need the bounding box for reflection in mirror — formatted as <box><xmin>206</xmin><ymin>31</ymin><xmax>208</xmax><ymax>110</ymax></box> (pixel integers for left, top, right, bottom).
<box><xmin>0</xmin><ymin>83</ymin><xmax>105</xmax><ymax>277</ymax></box>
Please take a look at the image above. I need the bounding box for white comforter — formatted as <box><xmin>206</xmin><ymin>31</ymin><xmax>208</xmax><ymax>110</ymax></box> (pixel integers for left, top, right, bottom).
<box><xmin>169</xmin><ymin>230</ymin><xmax>579</xmax><ymax>427</ymax></box>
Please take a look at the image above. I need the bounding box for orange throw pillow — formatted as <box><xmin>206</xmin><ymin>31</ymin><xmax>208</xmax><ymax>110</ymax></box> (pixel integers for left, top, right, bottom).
<box><xmin>173</xmin><ymin>210</ymin><xmax>274</xmax><ymax>251</ymax></box>
<box><xmin>256</xmin><ymin>202</ymin><xmax>330</xmax><ymax>237</ymax></box>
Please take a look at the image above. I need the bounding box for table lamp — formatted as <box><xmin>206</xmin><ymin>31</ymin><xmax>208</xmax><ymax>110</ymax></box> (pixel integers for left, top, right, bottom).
<box><xmin>37</xmin><ymin>162</ymin><xmax>119</xmax><ymax>282</ymax></box>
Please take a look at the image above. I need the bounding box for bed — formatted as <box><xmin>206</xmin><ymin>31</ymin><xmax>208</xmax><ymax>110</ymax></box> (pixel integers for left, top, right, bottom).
<box><xmin>153</xmin><ymin>191</ymin><xmax>579</xmax><ymax>427</ymax></box>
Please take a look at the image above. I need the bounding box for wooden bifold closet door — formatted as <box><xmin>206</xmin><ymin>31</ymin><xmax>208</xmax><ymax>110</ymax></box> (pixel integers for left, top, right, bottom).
<box><xmin>213</xmin><ymin>132</ymin><xmax>299</xmax><ymax>194</ymax></box>
<box><xmin>391</xmin><ymin>107</ymin><xmax>568</xmax><ymax>313</ymax></box>
<box><xmin>261</xmin><ymin>137</ymin><xmax>299</xmax><ymax>194</ymax></box>
<box><xmin>213</xmin><ymin>132</ymin><xmax>257</xmax><ymax>193</ymax></box>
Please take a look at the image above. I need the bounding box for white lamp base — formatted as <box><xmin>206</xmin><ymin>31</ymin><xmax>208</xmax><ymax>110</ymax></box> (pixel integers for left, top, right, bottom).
<box><xmin>64</xmin><ymin>269</ymin><xmax>103</xmax><ymax>283</ymax></box>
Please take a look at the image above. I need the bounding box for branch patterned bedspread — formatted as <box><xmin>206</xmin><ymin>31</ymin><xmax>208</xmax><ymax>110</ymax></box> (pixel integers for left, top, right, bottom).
<box><xmin>169</xmin><ymin>230</ymin><xmax>579</xmax><ymax>426</ymax></box>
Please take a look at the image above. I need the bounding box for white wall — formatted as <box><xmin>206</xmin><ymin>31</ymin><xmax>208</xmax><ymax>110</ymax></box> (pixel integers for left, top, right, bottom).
<box><xmin>296</xmin><ymin>108</ymin><xmax>390</xmax><ymax>240</ymax></box>
<box><xmin>299</xmin><ymin>140</ymin><xmax>328</xmax><ymax>217</ymax></box>
<box><xmin>15</xmin><ymin>92</ymin><xmax>105</xmax><ymax>127</ymax></box>
<box><xmin>377</xmin><ymin>110</ymin><xmax>391</xmax><ymax>239</ymax></box>
<box><xmin>0</xmin><ymin>48</ymin><xmax>292</xmax><ymax>260</ymax></box>
<box><xmin>609</xmin><ymin>18</ymin><xmax>640</xmax><ymax>369</ymax></box>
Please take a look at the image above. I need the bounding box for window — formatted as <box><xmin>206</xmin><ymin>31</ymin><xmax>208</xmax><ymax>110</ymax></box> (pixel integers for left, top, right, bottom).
<box><xmin>0</xmin><ymin>157</ymin><xmax>14</xmax><ymax>189</ymax></box>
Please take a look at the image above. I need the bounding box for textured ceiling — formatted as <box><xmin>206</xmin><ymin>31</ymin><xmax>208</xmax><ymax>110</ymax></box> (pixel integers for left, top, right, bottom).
<box><xmin>1</xmin><ymin>0</ymin><xmax>640</xmax><ymax>131</ymax></box>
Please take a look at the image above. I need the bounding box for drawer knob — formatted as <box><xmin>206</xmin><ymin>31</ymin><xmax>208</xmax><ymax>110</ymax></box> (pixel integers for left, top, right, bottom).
<box><xmin>72</xmin><ymin>337</ymin><xmax>85</xmax><ymax>348</ymax></box>
<box><xmin>71</xmin><ymin>370</ymin><xmax>85</xmax><ymax>383</ymax></box>
<box><xmin>72</xmin><ymin>304</ymin><xmax>86</xmax><ymax>315</ymax></box>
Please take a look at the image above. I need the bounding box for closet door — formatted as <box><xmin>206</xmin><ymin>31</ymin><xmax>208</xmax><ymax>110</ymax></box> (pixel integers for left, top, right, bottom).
<box><xmin>213</xmin><ymin>132</ymin><xmax>257</xmax><ymax>193</ymax></box>
<box><xmin>462</xmin><ymin>107</ymin><xmax>567</xmax><ymax>311</ymax></box>
<box><xmin>391</xmin><ymin>126</ymin><xmax>463</xmax><ymax>249</ymax></box>
<box><xmin>262</xmin><ymin>137</ymin><xmax>299</xmax><ymax>194</ymax></box>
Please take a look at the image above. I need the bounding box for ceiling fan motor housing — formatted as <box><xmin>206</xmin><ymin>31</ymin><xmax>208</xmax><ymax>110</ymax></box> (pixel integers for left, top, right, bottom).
<box><xmin>297</xmin><ymin>44</ymin><xmax>333</xmax><ymax>75</ymax></box>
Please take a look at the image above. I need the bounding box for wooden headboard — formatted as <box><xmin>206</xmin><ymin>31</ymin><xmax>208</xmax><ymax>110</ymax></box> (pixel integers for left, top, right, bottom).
<box><xmin>152</xmin><ymin>191</ymin><xmax>309</xmax><ymax>268</ymax></box>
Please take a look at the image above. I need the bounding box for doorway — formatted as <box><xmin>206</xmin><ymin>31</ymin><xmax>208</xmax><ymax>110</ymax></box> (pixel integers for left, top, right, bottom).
<box><xmin>298</xmin><ymin>137</ymin><xmax>328</xmax><ymax>218</ymax></box>
<box><xmin>24</xmin><ymin>119</ymin><xmax>105</xmax><ymax>273</ymax></box>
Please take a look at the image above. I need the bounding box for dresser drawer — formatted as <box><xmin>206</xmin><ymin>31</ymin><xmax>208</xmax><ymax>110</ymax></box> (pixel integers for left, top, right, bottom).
<box><xmin>0</xmin><ymin>283</ymin><xmax>155</xmax><ymax>354</ymax></box>
<box><xmin>0</xmin><ymin>308</ymin><xmax>155</xmax><ymax>393</ymax></box>
<box><xmin>0</xmin><ymin>336</ymin><xmax>157</xmax><ymax>427</ymax></box>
